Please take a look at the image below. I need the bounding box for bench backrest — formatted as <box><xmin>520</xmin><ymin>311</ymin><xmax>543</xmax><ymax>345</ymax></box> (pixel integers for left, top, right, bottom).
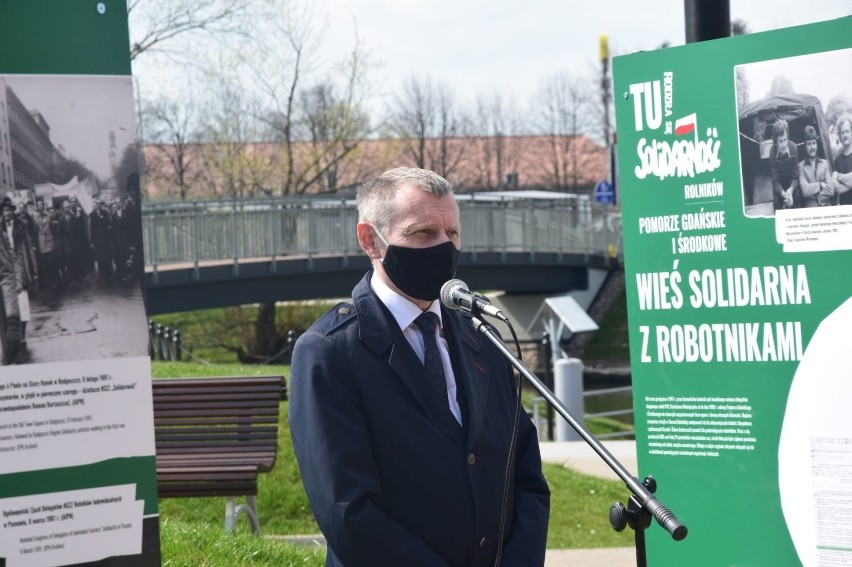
<box><xmin>152</xmin><ymin>375</ymin><xmax>284</xmax><ymax>472</ymax></box>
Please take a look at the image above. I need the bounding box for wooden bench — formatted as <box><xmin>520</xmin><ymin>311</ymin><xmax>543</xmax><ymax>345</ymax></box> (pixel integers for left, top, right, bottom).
<box><xmin>152</xmin><ymin>375</ymin><xmax>286</xmax><ymax>534</ymax></box>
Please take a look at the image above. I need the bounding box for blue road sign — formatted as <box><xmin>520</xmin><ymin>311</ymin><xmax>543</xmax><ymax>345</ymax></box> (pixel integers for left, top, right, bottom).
<box><xmin>594</xmin><ymin>180</ymin><xmax>614</xmax><ymax>204</ymax></box>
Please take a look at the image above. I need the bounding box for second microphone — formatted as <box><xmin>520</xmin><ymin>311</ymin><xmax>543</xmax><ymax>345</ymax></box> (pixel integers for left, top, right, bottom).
<box><xmin>440</xmin><ymin>279</ymin><xmax>508</xmax><ymax>321</ymax></box>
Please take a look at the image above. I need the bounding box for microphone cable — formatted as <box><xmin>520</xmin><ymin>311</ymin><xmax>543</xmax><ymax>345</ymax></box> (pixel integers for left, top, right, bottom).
<box><xmin>492</xmin><ymin>316</ymin><xmax>524</xmax><ymax>567</ymax></box>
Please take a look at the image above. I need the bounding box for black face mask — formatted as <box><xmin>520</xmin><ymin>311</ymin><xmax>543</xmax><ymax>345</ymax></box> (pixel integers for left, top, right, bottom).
<box><xmin>377</xmin><ymin>232</ymin><xmax>459</xmax><ymax>301</ymax></box>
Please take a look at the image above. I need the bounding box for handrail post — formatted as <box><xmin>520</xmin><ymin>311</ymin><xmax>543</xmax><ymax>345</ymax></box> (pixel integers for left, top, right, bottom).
<box><xmin>174</xmin><ymin>330</ymin><xmax>182</xmax><ymax>362</ymax></box>
<box><xmin>232</xmin><ymin>197</ymin><xmax>240</xmax><ymax>276</ymax></box>
<box><xmin>150</xmin><ymin>212</ymin><xmax>159</xmax><ymax>284</ymax></box>
<box><xmin>307</xmin><ymin>201</ymin><xmax>315</xmax><ymax>270</ymax></box>
<box><xmin>193</xmin><ymin>201</ymin><xmax>200</xmax><ymax>280</ymax></box>
<box><xmin>156</xmin><ymin>324</ymin><xmax>165</xmax><ymax>360</ymax></box>
<box><xmin>148</xmin><ymin>320</ymin><xmax>155</xmax><ymax>358</ymax></box>
<box><xmin>270</xmin><ymin>201</ymin><xmax>279</xmax><ymax>273</ymax></box>
<box><xmin>164</xmin><ymin>327</ymin><xmax>173</xmax><ymax>361</ymax></box>
<box><xmin>340</xmin><ymin>198</ymin><xmax>349</xmax><ymax>266</ymax></box>
<box><xmin>501</xmin><ymin>199</ymin><xmax>508</xmax><ymax>262</ymax></box>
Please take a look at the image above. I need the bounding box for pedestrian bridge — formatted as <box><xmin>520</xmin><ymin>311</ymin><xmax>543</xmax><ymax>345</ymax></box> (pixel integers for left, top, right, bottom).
<box><xmin>142</xmin><ymin>194</ymin><xmax>623</xmax><ymax>315</ymax></box>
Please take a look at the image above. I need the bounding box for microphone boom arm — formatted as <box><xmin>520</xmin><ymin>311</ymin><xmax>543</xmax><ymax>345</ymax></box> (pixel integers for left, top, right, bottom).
<box><xmin>468</xmin><ymin>315</ymin><xmax>688</xmax><ymax>545</ymax></box>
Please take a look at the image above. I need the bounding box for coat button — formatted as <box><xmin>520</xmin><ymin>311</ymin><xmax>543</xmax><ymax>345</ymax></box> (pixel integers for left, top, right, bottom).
<box><xmin>467</xmin><ymin>453</ymin><xmax>476</xmax><ymax>465</ymax></box>
<box><xmin>479</xmin><ymin>537</ymin><xmax>487</xmax><ymax>547</ymax></box>
<box><xmin>337</xmin><ymin>306</ymin><xmax>350</xmax><ymax>315</ymax></box>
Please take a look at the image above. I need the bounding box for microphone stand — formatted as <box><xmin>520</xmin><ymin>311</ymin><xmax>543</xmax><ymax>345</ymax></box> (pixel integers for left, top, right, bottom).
<box><xmin>469</xmin><ymin>315</ymin><xmax>687</xmax><ymax>567</ymax></box>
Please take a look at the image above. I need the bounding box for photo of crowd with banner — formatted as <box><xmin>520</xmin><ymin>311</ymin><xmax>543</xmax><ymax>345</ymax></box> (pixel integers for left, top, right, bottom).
<box><xmin>0</xmin><ymin>75</ymin><xmax>147</xmax><ymax>366</ymax></box>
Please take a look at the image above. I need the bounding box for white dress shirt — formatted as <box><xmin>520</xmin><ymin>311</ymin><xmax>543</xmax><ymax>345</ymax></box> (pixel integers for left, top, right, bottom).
<box><xmin>371</xmin><ymin>273</ymin><xmax>462</xmax><ymax>425</ymax></box>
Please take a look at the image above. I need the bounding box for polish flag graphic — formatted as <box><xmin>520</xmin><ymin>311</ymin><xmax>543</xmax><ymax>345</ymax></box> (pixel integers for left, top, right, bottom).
<box><xmin>675</xmin><ymin>113</ymin><xmax>697</xmax><ymax>136</ymax></box>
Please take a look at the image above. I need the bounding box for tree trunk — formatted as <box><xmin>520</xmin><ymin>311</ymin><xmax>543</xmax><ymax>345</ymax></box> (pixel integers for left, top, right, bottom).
<box><xmin>245</xmin><ymin>301</ymin><xmax>283</xmax><ymax>363</ymax></box>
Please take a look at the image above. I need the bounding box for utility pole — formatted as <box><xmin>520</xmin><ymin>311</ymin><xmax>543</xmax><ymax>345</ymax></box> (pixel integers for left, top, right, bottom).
<box><xmin>600</xmin><ymin>34</ymin><xmax>610</xmax><ymax>150</ymax></box>
<box><xmin>600</xmin><ymin>33</ymin><xmax>617</xmax><ymax>205</ymax></box>
<box><xmin>684</xmin><ymin>0</ymin><xmax>730</xmax><ymax>43</ymax></box>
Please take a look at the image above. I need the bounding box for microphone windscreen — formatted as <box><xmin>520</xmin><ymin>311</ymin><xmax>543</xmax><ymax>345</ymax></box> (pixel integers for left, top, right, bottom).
<box><xmin>440</xmin><ymin>279</ymin><xmax>467</xmax><ymax>310</ymax></box>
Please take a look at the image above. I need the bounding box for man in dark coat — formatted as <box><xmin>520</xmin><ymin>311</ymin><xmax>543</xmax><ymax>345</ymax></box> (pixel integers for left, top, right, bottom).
<box><xmin>58</xmin><ymin>200</ymin><xmax>85</xmax><ymax>289</ymax></box>
<box><xmin>34</xmin><ymin>200</ymin><xmax>58</xmax><ymax>291</ymax></box>
<box><xmin>769</xmin><ymin>119</ymin><xmax>801</xmax><ymax>210</ymax></box>
<box><xmin>289</xmin><ymin>168</ymin><xmax>550</xmax><ymax>567</ymax></box>
<box><xmin>109</xmin><ymin>200</ymin><xmax>128</xmax><ymax>281</ymax></box>
<box><xmin>68</xmin><ymin>196</ymin><xmax>91</xmax><ymax>277</ymax></box>
<box><xmin>89</xmin><ymin>197</ymin><xmax>114</xmax><ymax>283</ymax></box>
<box><xmin>0</xmin><ymin>198</ymin><xmax>37</xmax><ymax>362</ymax></box>
<box><xmin>0</xmin><ymin>198</ymin><xmax>21</xmax><ymax>364</ymax></box>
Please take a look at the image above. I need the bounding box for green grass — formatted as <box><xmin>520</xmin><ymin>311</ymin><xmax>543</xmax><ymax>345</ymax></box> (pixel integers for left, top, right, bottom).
<box><xmin>542</xmin><ymin>464</ymin><xmax>635</xmax><ymax>549</ymax></box>
<box><xmin>150</xmin><ymin>361</ymin><xmax>290</xmax><ymax>379</ymax></box>
<box><xmin>153</xmin><ymin>360</ymin><xmax>634</xmax><ymax>565</ymax></box>
<box><xmin>160</xmin><ymin>519</ymin><xmax>325</xmax><ymax>566</ymax></box>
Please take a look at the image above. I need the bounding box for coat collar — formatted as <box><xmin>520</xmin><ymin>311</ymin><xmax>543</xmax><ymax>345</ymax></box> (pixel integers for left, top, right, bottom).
<box><xmin>441</xmin><ymin>304</ymin><xmax>490</xmax><ymax>449</ymax></box>
<box><xmin>352</xmin><ymin>272</ymin><xmax>395</xmax><ymax>356</ymax></box>
<box><xmin>352</xmin><ymin>272</ymin><xmax>491</xmax><ymax>449</ymax></box>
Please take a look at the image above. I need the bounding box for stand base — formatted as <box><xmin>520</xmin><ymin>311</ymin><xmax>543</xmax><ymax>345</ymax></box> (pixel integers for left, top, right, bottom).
<box><xmin>610</xmin><ymin>476</ymin><xmax>656</xmax><ymax>567</ymax></box>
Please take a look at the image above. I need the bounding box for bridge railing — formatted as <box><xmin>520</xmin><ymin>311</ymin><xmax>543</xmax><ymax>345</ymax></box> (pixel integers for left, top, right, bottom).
<box><xmin>142</xmin><ymin>196</ymin><xmax>623</xmax><ymax>271</ymax></box>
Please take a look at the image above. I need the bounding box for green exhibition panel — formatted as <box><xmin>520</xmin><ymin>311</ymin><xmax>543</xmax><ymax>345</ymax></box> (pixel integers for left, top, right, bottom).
<box><xmin>0</xmin><ymin>3</ymin><xmax>159</xmax><ymax>565</ymax></box>
<box><xmin>613</xmin><ymin>16</ymin><xmax>852</xmax><ymax>566</ymax></box>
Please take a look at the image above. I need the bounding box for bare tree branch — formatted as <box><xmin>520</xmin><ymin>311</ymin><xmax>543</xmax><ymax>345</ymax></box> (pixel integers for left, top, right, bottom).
<box><xmin>248</xmin><ymin>8</ymin><xmax>377</xmax><ymax>195</ymax></box>
<box><xmin>142</xmin><ymin>95</ymin><xmax>202</xmax><ymax>200</ymax></box>
<box><xmin>390</xmin><ymin>76</ymin><xmax>468</xmax><ymax>180</ymax></box>
<box><xmin>534</xmin><ymin>72</ymin><xmax>595</xmax><ymax>192</ymax></box>
<box><xmin>153</xmin><ymin>2</ymin><xmax>378</xmax><ymax>198</ymax></box>
<box><xmin>128</xmin><ymin>0</ymin><xmax>254</xmax><ymax>61</ymax></box>
<box><xmin>467</xmin><ymin>93</ymin><xmax>526</xmax><ymax>190</ymax></box>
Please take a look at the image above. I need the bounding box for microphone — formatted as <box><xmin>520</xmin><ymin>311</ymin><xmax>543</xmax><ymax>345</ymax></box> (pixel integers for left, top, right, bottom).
<box><xmin>440</xmin><ymin>279</ymin><xmax>507</xmax><ymax>321</ymax></box>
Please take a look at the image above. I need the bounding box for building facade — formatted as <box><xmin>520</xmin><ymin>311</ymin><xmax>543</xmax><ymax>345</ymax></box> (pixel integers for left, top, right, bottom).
<box><xmin>4</xmin><ymin>81</ymin><xmax>55</xmax><ymax>191</ymax></box>
<box><xmin>143</xmin><ymin>134</ymin><xmax>610</xmax><ymax>201</ymax></box>
<box><xmin>0</xmin><ymin>78</ymin><xmax>13</xmax><ymax>192</ymax></box>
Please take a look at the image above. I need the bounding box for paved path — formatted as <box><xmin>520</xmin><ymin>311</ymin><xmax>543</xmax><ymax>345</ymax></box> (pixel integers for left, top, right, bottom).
<box><xmin>545</xmin><ymin>547</ymin><xmax>636</xmax><ymax>566</ymax></box>
<box><xmin>539</xmin><ymin>440</ymin><xmax>637</xmax><ymax>565</ymax></box>
<box><xmin>272</xmin><ymin>534</ymin><xmax>637</xmax><ymax>566</ymax></box>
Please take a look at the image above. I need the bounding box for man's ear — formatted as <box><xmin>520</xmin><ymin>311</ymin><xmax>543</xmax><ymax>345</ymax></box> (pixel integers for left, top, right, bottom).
<box><xmin>356</xmin><ymin>222</ymin><xmax>382</xmax><ymax>260</ymax></box>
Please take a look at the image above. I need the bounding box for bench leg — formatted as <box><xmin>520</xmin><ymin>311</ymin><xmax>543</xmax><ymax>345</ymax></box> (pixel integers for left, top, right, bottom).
<box><xmin>225</xmin><ymin>497</ymin><xmax>237</xmax><ymax>533</ymax></box>
<box><xmin>241</xmin><ymin>496</ymin><xmax>261</xmax><ymax>535</ymax></box>
<box><xmin>225</xmin><ymin>496</ymin><xmax>261</xmax><ymax>535</ymax></box>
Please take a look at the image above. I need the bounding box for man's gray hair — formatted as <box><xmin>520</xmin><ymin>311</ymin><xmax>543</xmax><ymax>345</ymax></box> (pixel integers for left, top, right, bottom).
<box><xmin>356</xmin><ymin>167</ymin><xmax>454</xmax><ymax>232</ymax></box>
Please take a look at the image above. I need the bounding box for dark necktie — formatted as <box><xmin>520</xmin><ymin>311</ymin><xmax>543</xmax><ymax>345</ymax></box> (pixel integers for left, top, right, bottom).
<box><xmin>415</xmin><ymin>312</ymin><xmax>446</xmax><ymax>391</ymax></box>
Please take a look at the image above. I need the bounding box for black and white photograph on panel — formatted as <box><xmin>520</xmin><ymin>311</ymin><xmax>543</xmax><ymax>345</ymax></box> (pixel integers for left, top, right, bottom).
<box><xmin>735</xmin><ymin>46</ymin><xmax>852</xmax><ymax>218</ymax></box>
<box><xmin>0</xmin><ymin>75</ymin><xmax>146</xmax><ymax>366</ymax></box>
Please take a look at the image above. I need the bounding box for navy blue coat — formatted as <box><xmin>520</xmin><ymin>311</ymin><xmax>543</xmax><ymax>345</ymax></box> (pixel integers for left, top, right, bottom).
<box><xmin>289</xmin><ymin>272</ymin><xmax>550</xmax><ymax>566</ymax></box>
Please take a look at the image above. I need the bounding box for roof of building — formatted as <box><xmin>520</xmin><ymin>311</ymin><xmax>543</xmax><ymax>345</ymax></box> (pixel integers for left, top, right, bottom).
<box><xmin>142</xmin><ymin>134</ymin><xmax>609</xmax><ymax>200</ymax></box>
